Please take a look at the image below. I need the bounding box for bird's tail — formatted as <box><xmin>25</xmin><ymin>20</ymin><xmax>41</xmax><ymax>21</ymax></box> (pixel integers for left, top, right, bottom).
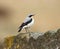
<box><xmin>18</xmin><ymin>27</ymin><xmax>22</xmax><ymax>32</ymax></box>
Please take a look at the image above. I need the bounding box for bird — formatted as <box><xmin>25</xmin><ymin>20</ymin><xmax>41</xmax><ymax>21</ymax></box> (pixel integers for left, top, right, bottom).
<box><xmin>18</xmin><ymin>14</ymin><xmax>34</xmax><ymax>33</ymax></box>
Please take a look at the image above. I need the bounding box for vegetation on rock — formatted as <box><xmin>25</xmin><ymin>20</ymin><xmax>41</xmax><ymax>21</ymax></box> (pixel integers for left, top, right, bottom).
<box><xmin>0</xmin><ymin>29</ymin><xmax>60</xmax><ymax>49</ymax></box>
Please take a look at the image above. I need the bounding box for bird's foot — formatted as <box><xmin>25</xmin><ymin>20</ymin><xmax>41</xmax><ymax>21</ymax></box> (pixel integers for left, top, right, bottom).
<box><xmin>29</xmin><ymin>32</ymin><xmax>31</xmax><ymax>37</ymax></box>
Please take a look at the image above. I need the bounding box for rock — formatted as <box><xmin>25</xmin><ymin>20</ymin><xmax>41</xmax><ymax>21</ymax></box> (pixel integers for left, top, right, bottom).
<box><xmin>1</xmin><ymin>29</ymin><xmax>60</xmax><ymax>49</ymax></box>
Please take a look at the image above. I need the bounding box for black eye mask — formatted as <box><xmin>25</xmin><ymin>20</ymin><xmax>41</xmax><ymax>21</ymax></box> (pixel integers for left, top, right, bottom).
<box><xmin>29</xmin><ymin>15</ymin><xmax>34</xmax><ymax>17</ymax></box>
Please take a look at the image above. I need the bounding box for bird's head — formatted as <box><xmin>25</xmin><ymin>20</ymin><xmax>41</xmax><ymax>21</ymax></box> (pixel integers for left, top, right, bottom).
<box><xmin>28</xmin><ymin>14</ymin><xmax>34</xmax><ymax>17</ymax></box>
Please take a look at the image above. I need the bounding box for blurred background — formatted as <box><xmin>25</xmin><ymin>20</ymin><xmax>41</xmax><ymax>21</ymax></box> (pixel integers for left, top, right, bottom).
<box><xmin>0</xmin><ymin>0</ymin><xmax>60</xmax><ymax>40</ymax></box>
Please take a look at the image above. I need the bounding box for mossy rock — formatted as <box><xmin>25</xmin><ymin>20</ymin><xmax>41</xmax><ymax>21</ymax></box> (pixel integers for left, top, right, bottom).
<box><xmin>1</xmin><ymin>28</ymin><xmax>60</xmax><ymax>49</ymax></box>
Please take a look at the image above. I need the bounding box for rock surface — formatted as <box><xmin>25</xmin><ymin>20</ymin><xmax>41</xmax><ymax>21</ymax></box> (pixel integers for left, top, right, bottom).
<box><xmin>0</xmin><ymin>29</ymin><xmax>60</xmax><ymax>49</ymax></box>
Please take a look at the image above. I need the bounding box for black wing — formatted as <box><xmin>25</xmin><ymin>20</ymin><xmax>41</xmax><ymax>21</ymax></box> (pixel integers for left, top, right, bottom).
<box><xmin>18</xmin><ymin>23</ymin><xmax>25</xmax><ymax>32</ymax></box>
<box><xmin>18</xmin><ymin>18</ymin><xmax>32</xmax><ymax>32</ymax></box>
<box><xmin>19</xmin><ymin>18</ymin><xmax>32</xmax><ymax>28</ymax></box>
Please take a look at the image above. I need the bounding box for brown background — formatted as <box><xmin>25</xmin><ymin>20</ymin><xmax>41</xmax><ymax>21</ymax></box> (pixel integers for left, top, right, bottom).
<box><xmin>0</xmin><ymin>0</ymin><xmax>60</xmax><ymax>40</ymax></box>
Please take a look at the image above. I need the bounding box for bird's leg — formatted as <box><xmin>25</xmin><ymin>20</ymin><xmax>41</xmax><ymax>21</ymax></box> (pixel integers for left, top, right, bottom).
<box><xmin>25</xmin><ymin>27</ymin><xmax>31</xmax><ymax>38</ymax></box>
<box><xmin>27</xmin><ymin>27</ymin><xmax>32</xmax><ymax>33</ymax></box>
<box><xmin>27</xmin><ymin>27</ymin><xmax>31</xmax><ymax>38</ymax></box>
<box><xmin>25</xmin><ymin>27</ymin><xmax>28</xmax><ymax>33</ymax></box>
<box><xmin>25</xmin><ymin>27</ymin><xmax>30</xmax><ymax>41</ymax></box>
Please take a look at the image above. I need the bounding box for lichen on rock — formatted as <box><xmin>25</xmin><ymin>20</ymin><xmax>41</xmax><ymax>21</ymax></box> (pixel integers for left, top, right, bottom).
<box><xmin>1</xmin><ymin>29</ymin><xmax>60</xmax><ymax>49</ymax></box>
